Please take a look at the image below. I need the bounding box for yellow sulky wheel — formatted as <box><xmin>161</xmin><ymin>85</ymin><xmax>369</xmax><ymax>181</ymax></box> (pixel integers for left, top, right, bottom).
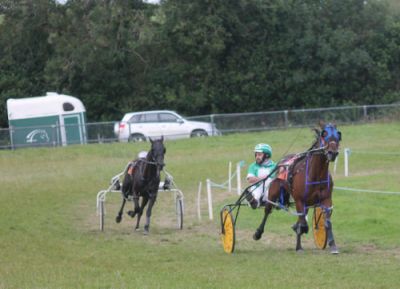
<box><xmin>312</xmin><ymin>206</ymin><xmax>328</xmax><ymax>249</ymax></box>
<box><xmin>220</xmin><ymin>208</ymin><xmax>235</xmax><ymax>254</ymax></box>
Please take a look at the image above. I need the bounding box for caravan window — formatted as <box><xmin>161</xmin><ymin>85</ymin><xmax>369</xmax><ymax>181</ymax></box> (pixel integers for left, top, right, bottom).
<box><xmin>63</xmin><ymin>102</ymin><xmax>75</xmax><ymax>112</ymax></box>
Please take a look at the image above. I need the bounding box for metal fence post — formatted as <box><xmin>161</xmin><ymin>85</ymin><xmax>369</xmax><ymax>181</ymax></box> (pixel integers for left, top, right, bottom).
<box><xmin>363</xmin><ymin>105</ymin><xmax>367</xmax><ymax>119</ymax></box>
<box><xmin>9</xmin><ymin>126</ymin><xmax>14</xmax><ymax>150</ymax></box>
<box><xmin>284</xmin><ymin>110</ymin><xmax>289</xmax><ymax>128</ymax></box>
<box><xmin>211</xmin><ymin>114</ymin><xmax>215</xmax><ymax>136</ymax></box>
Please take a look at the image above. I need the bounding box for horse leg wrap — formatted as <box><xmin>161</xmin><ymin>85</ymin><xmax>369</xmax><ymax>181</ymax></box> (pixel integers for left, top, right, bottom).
<box><xmin>292</xmin><ymin>222</ymin><xmax>309</xmax><ymax>235</ymax></box>
<box><xmin>325</xmin><ymin>219</ymin><xmax>336</xmax><ymax>247</ymax></box>
<box><xmin>324</xmin><ymin>219</ymin><xmax>331</xmax><ymax>230</ymax></box>
<box><xmin>144</xmin><ymin>217</ymin><xmax>150</xmax><ymax>234</ymax></box>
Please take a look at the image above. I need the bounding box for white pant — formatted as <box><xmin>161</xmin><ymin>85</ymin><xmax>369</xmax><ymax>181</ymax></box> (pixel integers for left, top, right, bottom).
<box><xmin>251</xmin><ymin>178</ymin><xmax>273</xmax><ymax>207</ymax></box>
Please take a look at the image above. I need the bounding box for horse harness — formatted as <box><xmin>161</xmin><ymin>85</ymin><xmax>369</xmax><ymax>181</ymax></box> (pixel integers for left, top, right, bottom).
<box><xmin>127</xmin><ymin>156</ymin><xmax>164</xmax><ymax>180</ymax></box>
<box><xmin>272</xmin><ymin>145</ymin><xmax>333</xmax><ymax>216</ymax></box>
<box><xmin>277</xmin><ymin>147</ymin><xmax>325</xmax><ymax>191</ymax></box>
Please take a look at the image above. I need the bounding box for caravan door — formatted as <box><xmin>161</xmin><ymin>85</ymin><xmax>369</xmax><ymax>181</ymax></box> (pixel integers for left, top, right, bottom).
<box><xmin>63</xmin><ymin>114</ymin><xmax>85</xmax><ymax>145</ymax></box>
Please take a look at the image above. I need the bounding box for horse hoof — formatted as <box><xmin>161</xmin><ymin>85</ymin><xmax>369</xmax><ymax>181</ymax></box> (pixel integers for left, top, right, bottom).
<box><xmin>127</xmin><ymin>211</ymin><xmax>135</xmax><ymax>218</ymax></box>
<box><xmin>296</xmin><ymin>248</ymin><xmax>304</xmax><ymax>253</ymax></box>
<box><xmin>253</xmin><ymin>230</ymin><xmax>262</xmax><ymax>241</ymax></box>
<box><xmin>115</xmin><ymin>215</ymin><xmax>122</xmax><ymax>223</ymax></box>
<box><xmin>330</xmin><ymin>247</ymin><xmax>340</xmax><ymax>254</ymax></box>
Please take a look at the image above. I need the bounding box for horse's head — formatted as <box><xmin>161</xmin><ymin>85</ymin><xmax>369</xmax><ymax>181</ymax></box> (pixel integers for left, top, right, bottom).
<box><xmin>316</xmin><ymin>122</ymin><xmax>341</xmax><ymax>162</ymax></box>
<box><xmin>149</xmin><ymin>136</ymin><xmax>166</xmax><ymax>170</ymax></box>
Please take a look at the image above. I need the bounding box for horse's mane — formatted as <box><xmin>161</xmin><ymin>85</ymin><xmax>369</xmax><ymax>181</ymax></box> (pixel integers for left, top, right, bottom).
<box><xmin>277</xmin><ymin>127</ymin><xmax>323</xmax><ymax>185</ymax></box>
<box><xmin>307</xmin><ymin>127</ymin><xmax>321</xmax><ymax>151</ymax></box>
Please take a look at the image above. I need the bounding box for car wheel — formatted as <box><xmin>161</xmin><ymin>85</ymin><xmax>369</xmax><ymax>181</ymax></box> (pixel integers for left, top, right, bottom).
<box><xmin>129</xmin><ymin>134</ymin><xmax>146</xmax><ymax>142</ymax></box>
<box><xmin>190</xmin><ymin>129</ymin><xmax>208</xmax><ymax>138</ymax></box>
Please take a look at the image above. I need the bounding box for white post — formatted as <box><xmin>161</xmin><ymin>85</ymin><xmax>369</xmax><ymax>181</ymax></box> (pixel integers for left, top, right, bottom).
<box><xmin>344</xmin><ymin>148</ymin><xmax>350</xmax><ymax>177</ymax></box>
<box><xmin>236</xmin><ymin>162</ymin><xmax>241</xmax><ymax>195</ymax></box>
<box><xmin>333</xmin><ymin>153</ymin><xmax>338</xmax><ymax>175</ymax></box>
<box><xmin>228</xmin><ymin>161</ymin><xmax>232</xmax><ymax>193</ymax></box>
<box><xmin>206</xmin><ymin>179</ymin><xmax>213</xmax><ymax>220</ymax></box>
<box><xmin>197</xmin><ymin>181</ymin><xmax>202</xmax><ymax>220</ymax></box>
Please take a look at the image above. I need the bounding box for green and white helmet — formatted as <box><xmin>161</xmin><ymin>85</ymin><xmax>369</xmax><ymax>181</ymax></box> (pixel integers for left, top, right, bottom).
<box><xmin>254</xmin><ymin>143</ymin><xmax>272</xmax><ymax>157</ymax></box>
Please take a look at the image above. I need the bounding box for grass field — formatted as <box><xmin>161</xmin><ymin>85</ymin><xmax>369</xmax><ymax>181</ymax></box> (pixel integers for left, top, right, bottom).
<box><xmin>1</xmin><ymin>122</ymin><xmax>400</xmax><ymax>289</ymax></box>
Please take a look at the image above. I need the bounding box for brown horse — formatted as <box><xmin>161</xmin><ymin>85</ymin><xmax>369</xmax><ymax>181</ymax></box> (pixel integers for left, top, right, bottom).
<box><xmin>253</xmin><ymin>122</ymin><xmax>341</xmax><ymax>253</ymax></box>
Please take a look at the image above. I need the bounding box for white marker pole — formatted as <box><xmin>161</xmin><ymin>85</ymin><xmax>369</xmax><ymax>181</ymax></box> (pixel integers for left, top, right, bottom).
<box><xmin>333</xmin><ymin>154</ymin><xmax>338</xmax><ymax>175</ymax></box>
<box><xmin>197</xmin><ymin>181</ymin><xmax>202</xmax><ymax>220</ymax></box>
<box><xmin>344</xmin><ymin>148</ymin><xmax>350</xmax><ymax>177</ymax></box>
<box><xmin>228</xmin><ymin>161</ymin><xmax>232</xmax><ymax>193</ymax></box>
<box><xmin>206</xmin><ymin>179</ymin><xmax>213</xmax><ymax>220</ymax></box>
<box><xmin>236</xmin><ymin>162</ymin><xmax>241</xmax><ymax>195</ymax></box>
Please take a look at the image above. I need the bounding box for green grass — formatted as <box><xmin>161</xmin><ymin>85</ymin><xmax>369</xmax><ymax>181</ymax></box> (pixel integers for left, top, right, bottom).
<box><xmin>1</xmin><ymin>122</ymin><xmax>400</xmax><ymax>289</ymax></box>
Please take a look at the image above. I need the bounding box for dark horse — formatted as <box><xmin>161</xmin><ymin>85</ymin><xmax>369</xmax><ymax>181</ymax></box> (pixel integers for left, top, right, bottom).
<box><xmin>115</xmin><ymin>137</ymin><xmax>166</xmax><ymax>234</ymax></box>
<box><xmin>253</xmin><ymin>122</ymin><xmax>341</xmax><ymax>253</ymax></box>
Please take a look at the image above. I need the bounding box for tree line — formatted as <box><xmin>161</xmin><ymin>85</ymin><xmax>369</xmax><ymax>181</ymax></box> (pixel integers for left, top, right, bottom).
<box><xmin>1</xmin><ymin>0</ymin><xmax>400</xmax><ymax>127</ymax></box>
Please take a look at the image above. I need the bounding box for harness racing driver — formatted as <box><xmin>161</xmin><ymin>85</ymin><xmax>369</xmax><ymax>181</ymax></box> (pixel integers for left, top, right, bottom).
<box><xmin>246</xmin><ymin>143</ymin><xmax>277</xmax><ymax>209</ymax></box>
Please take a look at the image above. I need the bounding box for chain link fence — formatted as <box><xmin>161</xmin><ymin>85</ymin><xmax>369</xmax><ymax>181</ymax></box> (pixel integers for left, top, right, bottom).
<box><xmin>1</xmin><ymin>103</ymin><xmax>399</xmax><ymax>149</ymax></box>
<box><xmin>187</xmin><ymin>103</ymin><xmax>400</xmax><ymax>133</ymax></box>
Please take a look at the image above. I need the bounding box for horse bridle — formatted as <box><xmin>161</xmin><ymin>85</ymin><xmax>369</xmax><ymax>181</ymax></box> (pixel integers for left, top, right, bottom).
<box><xmin>305</xmin><ymin>125</ymin><xmax>341</xmax><ymax>161</ymax></box>
<box><xmin>320</xmin><ymin>125</ymin><xmax>341</xmax><ymax>161</ymax></box>
<box><xmin>139</xmin><ymin>152</ymin><xmax>165</xmax><ymax>179</ymax></box>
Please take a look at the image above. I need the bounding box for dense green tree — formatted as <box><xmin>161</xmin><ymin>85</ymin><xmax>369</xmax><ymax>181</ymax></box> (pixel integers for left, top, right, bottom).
<box><xmin>0</xmin><ymin>0</ymin><xmax>55</xmax><ymax>125</ymax></box>
<box><xmin>45</xmin><ymin>0</ymin><xmax>158</xmax><ymax>121</ymax></box>
<box><xmin>152</xmin><ymin>0</ymin><xmax>235</xmax><ymax>114</ymax></box>
<box><xmin>0</xmin><ymin>0</ymin><xmax>399</xmax><ymax>128</ymax></box>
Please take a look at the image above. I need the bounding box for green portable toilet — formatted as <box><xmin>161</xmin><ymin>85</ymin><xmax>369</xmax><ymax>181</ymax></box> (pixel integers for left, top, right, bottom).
<box><xmin>7</xmin><ymin>92</ymin><xmax>87</xmax><ymax>148</ymax></box>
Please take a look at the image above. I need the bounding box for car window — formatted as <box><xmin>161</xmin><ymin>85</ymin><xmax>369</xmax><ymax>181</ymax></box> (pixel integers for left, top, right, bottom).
<box><xmin>128</xmin><ymin>114</ymin><xmax>142</xmax><ymax>123</ymax></box>
<box><xmin>143</xmin><ymin>113</ymin><xmax>159</xmax><ymax>123</ymax></box>
<box><xmin>159</xmin><ymin>113</ymin><xmax>179</xmax><ymax>123</ymax></box>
